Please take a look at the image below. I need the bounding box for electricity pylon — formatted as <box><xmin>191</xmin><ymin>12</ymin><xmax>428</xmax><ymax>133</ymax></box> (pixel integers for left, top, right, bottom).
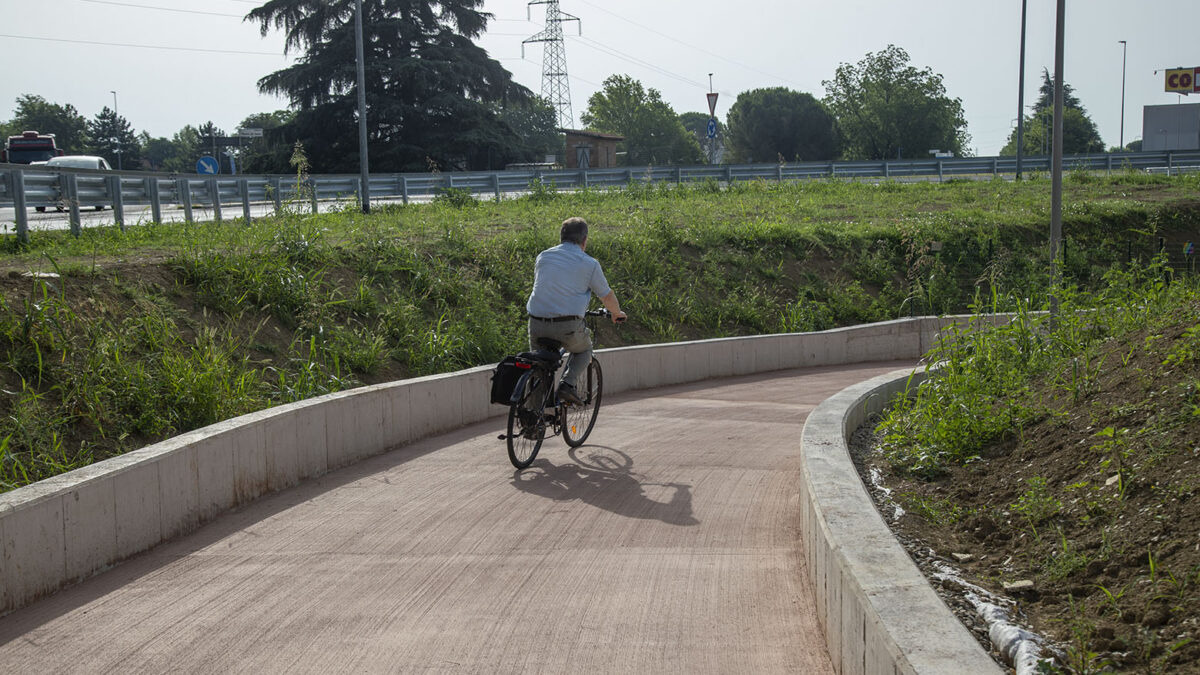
<box><xmin>523</xmin><ymin>0</ymin><xmax>580</xmax><ymax>129</ymax></box>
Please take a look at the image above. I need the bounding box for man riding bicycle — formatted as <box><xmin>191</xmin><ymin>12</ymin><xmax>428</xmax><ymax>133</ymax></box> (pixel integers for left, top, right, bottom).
<box><xmin>526</xmin><ymin>217</ymin><xmax>627</xmax><ymax>405</ymax></box>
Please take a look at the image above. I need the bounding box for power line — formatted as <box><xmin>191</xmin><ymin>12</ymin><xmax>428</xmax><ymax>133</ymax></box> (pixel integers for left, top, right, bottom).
<box><xmin>575</xmin><ymin>0</ymin><xmax>804</xmax><ymax>90</ymax></box>
<box><xmin>570</xmin><ymin>35</ymin><xmax>706</xmax><ymax>91</ymax></box>
<box><xmin>77</xmin><ymin>0</ymin><xmax>244</xmax><ymax>17</ymax></box>
<box><xmin>0</xmin><ymin>33</ymin><xmax>284</xmax><ymax>56</ymax></box>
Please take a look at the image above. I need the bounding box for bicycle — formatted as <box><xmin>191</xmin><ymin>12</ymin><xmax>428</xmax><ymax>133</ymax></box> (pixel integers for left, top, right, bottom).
<box><xmin>498</xmin><ymin>308</ymin><xmax>616</xmax><ymax>470</ymax></box>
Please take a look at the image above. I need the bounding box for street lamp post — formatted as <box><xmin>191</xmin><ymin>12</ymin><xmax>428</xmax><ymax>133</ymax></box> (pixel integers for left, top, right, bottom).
<box><xmin>110</xmin><ymin>90</ymin><xmax>122</xmax><ymax>170</ymax></box>
<box><xmin>1118</xmin><ymin>40</ymin><xmax>1127</xmax><ymax>150</ymax></box>
<box><xmin>1015</xmin><ymin>0</ymin><xmax>1028</xmax><ymax>179</ymax></box>
<box><xmin>354</xmin><ymin>0</ymin><xmax>371</xmax><ymax>214</ymax></box>
<box><xmin>1050</xmin><ymin>0</ymin><xmax>1065</xmax><ymax>321</ymax></box>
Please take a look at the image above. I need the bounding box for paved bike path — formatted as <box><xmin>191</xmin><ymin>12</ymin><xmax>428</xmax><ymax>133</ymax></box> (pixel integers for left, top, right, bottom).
<box><xmin>0</xmin><ymin>361</ymin><xmax>913</xmax><ymax>673</ymax></box>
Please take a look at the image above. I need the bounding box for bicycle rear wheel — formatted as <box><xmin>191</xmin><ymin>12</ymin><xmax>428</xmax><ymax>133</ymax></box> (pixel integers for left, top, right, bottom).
<box><xmin>507</xmin><ymin>374</ymin><xmax>546</xmax><ymax>469</ymax></box>
<box><xmin>562</xmin><ymin>358</ymin><xmax>603</xmax><ymax>447</ymax></box>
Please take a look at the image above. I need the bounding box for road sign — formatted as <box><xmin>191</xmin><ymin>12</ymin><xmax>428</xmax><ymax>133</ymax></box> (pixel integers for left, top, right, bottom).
<box><xmin>706</xmin><ymin>118</ymin><xmax>718</xmax><ymax>139</ymax></box>
<box><xmin>196</xmin><ymin>156</ymin><xmax>219</xmax><ymax>175</ymax></box>
<box><xmin>1165</xmin><ymin>67</ymin><xmax>1200</xmax><ymax>94</ymax></box>
<box><xmin>707</xmin><ymin>92</ymin><xmax>719</xmax><ymax>117</ymax></box>
<box><xmin>238</xmin><ymin>128</ymin><xmax>264</xmax><ymax>138</ymax></box>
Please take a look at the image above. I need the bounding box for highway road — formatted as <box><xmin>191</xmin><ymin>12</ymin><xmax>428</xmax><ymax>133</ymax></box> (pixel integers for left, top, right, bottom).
<box><xmin>0</xmin><ymin>195</ymin><xmax>435</xmax><ymax>234</ymax></box>
<box><xmin>0</xmin><ymin>361</ymin><xmax>913</xmax><ymax>673</ymax></box>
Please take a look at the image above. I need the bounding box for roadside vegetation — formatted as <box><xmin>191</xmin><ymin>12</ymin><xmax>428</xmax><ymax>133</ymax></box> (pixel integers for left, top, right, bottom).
<box><xmin>875</xmin><ymin>261</ymin><xmax>1200</xmax><ymax>671</ymax></box>
<box><xmin>0</xmin><ymin>172</ymin><xmax>1196</xmax><ymax>498</ymax></box>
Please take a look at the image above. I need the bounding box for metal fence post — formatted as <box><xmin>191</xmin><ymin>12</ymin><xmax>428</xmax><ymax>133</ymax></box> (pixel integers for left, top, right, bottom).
<box><xmin>676</xmin><ymin>166</ymin><xmax>683</xmax><ymax>185</ymax></box>
<box><xmin>240</xmin><ymin>179</ymin><xmax>252</xmax><ymax>223</ymax></box>
<box><xmin>109</xmin><ymin>175</ymin><xmax>125</xmax><ymax>231</ymax></box>
<box><xmin>179</xmin><ymin>179</ymin><xmax>194</xmax><ymax>223</ymax></box>
<box><xmin>993</xmin><ymin>157</ymin><xmax>998</xmax><ymax>177</ymax></box>
<box><xmin>883</xmin><ymin>161</ymin><xmax>890</xmax><ymax>179</ymax></box>
<box><xmin>724</xmin><ymin>165</ymin><xmax>732</xmax><ymax>183</ymax></box>
<box><xmin>148</xmin><ymin>176</ymin><xmax>163</xmax><ymax>223</ymax></box>
<box><xmin>1168</xmin><ymin>151</ymin><xmax>1174</xmax><ymax>175</ymax></box>
<box><xmin>309</xmin><ymin>178</ymin><xmax>319</xmax><ymax>214</ymax></box>
<box><xmin>400</xmin><ymin>175</ymin><xmax>409</xmax><ymax>205</ymax></box>
<box><xmin>8</xmin><ymin>169</ymin><xmax>29</xmax><ymax>244</ymax></box>
<box><xmin>207</xmin><ymin>177</ymin><xmax>222</xmax><ymax>223</ymax></box>
<box><xmin>271</xmin><ymin>176</ymin><xmax>283</xmax><ymax>213</ymax></box>
<box><xmin>66</xmin><ymin>173</ymin><xmax>81</xmax><ymax>237</ymax></box>
<box><xmin>829</xmin><ymin>162</ymin><xmax>835</xmax><ymax>179</ymax></box>
<box><xmin>493</xmin><ymin>173</ymin><xmax>501</xmax><ymax>201</ymax></box>
<box><xmin>937</xmin><ymin>161</ymin><xmax>944</xmax><ymax>182</ymax></box>
<box><xmin>580</xmin><ymin>169</ymin><xmax>588</xmax><ymax>189</ymax></box>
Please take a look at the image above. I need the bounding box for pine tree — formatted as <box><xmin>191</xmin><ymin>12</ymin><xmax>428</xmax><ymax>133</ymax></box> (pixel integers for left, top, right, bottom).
<box><xmin>247</xmin><ymin>0</ymin><xmax>543</xmax><ymax>172</ymax></box>
<box><xmin>1001</xmin><ymin>69</ymin><xmax>1103</xmax><ymax>155</ymax></box>
<box><xmin>86</xmin><ymin>107</ymin><xmax>141</xmax><ymax>169</ymax></box>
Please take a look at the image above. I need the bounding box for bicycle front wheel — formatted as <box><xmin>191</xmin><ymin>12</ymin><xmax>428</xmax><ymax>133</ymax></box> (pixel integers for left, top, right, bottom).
<box><xmin>562</xmin><ymin>358</ymin><xmax>603</xmax><ymax>447</ymax></box>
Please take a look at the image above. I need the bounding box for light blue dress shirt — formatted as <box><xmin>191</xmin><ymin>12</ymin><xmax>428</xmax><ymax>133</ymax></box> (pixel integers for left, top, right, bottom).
<box><xmin>525</xmin><ymin>242</ymin><xmax>612</xmax><ymax>318</ymax></box>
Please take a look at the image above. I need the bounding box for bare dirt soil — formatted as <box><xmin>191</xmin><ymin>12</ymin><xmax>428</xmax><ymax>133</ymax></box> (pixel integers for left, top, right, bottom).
<box><xmin>854</xmin><ymin>305</ymin><xmax>1200</xmax><ymax>673</ymax></box>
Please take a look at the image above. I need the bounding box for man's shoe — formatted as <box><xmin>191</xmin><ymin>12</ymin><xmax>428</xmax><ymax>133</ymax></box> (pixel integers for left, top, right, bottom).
<box><xmin>557</xmin><ymin>382</ymin><xmax>583</xmax><ymax>405</ymax></box>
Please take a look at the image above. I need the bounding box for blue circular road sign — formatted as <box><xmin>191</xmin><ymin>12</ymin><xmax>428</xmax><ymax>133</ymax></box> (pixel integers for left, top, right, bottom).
<box><xmin>706</xmin><ymin>118</ymin><xmax>718</xmax><ymax>139</ymax></box>
<box><xmin>196</xmin><ymin>156</ymin><xmax>220</xmax><ymax>175</ymax></box>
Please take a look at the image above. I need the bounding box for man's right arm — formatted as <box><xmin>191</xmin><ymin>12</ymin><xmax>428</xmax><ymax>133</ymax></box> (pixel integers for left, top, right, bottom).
<box><xmin>599</xmin><ymin>291</ymin><xmax>627</xmax><ymax>323</ymax></box>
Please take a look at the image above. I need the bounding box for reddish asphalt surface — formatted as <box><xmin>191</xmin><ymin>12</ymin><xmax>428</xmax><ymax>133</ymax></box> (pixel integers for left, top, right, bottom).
<box><xmin>0</xmin><ymin>360</ymin><xmax>913</xmax><ymax>673</ymax></box>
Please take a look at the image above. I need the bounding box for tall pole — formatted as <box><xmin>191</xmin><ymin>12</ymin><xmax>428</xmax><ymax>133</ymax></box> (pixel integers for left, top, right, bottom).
<box><xmin>1015</xmin><ymin>0</ymin><xmax>1027</xmax><ymax>179</ymax></box>
<box><xmin>708</xmin><ymin>73</ymin><xmax>716</xmax><ymax>166</ymax></box>
<box><xmin>1118</xmin><ymin>40</ymin><xmax>1127</xmax><ymax>150</ymax></box>
<box><xmin>354</xmin><ymin>0</ymin><xmax>371</xmax><ymax>214</ymax></box>
<box><xmin>110</xmin><ymin>90</ymin><xmax>122</xmax><ymax>170</ymax></box>
<box><xmin>1050</xmin><ymin>0</ymin><xmax>1065</xmax><ymax>320</ymax></box>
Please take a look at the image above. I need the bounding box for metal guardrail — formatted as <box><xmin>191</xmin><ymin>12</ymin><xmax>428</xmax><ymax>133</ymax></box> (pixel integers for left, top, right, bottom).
<box><xmin>2</xmin><ymin>150</ymin><xmax>1199</xmax><ymax>243</ymax></box>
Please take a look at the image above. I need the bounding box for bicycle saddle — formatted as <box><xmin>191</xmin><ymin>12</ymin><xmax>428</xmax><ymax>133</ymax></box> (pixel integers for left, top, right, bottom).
<box><xmin>534</xmin><ymin>337</ymin><xmax>564</xmax><ymax>353</ymax></box>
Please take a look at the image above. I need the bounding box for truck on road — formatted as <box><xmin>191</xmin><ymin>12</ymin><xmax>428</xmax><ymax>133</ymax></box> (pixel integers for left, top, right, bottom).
<box><xmin>1</xmin><ymin>130</ymin><xmax>66</xmax><ymax>164</ymax></box>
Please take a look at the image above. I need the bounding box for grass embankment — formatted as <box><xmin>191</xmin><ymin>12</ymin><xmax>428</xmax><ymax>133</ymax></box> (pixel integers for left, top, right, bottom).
<box><xmin>0</xmin><ymin>173</ymin><xmax>1197</xmax><ymax>492</ymax></box>
<box><xmin>877</xmin><ymin>265</ymin><xmax>1200</xmax><ymax>671</ymax></box>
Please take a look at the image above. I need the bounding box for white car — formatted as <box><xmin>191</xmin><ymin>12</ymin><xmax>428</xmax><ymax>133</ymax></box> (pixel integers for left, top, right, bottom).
<box><xmin>45</xmin><ymin>155</ymin><xmax>113</xmax><ymax>170</ymax></box>
<box><xmin>35</xmin><ymin>155</ymin><xmax>113</xmax><ymax>211</ymax></box>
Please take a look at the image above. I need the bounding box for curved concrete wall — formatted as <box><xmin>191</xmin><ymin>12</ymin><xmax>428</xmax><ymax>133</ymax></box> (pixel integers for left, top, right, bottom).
<box><xmin>1</xmin><ymin>314</ymin><xmax>992</xmax><ymax>674</ymax></box>
<box><xmin>799</xmin><ymin>369</ymin><xmax>1003</xmax><ymax>674</ymax></box>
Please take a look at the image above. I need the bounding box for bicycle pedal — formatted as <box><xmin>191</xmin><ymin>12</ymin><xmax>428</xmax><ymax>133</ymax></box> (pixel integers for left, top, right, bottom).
<box><xmin>497</xmin><ymin>434</ymin><xmax>508</xmax><ymax>440</ymax></box>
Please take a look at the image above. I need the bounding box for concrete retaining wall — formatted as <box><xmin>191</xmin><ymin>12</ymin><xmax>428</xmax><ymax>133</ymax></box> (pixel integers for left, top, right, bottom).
<box><xmin>2</xmin><ymin>314</ymin><xmax>996</xmax><ymax>673</ymax></box>
<box><xmin>799</xmin><ymin>368</ymin><xmax>1004</xmax><ymax>674</ymax></box>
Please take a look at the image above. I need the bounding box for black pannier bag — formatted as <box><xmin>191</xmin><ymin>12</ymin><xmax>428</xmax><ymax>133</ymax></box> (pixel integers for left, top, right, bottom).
<box><xmin>490</xmin><ymin>355</ymin><xmax>533</xmax><ymax>405</ymax></box>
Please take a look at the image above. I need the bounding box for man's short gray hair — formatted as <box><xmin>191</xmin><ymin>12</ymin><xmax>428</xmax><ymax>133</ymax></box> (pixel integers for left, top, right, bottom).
<box><xmin>560</xmin><ymin>217</ymin><xmax>588</xmax><ymax>245</ymax></box>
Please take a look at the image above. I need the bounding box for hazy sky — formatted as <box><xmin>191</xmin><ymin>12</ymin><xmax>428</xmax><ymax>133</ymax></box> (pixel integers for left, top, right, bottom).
<box><xmin>1</xmin><ymin>0</ymin><xmax>1195</xmax><ymax>157</ymax></box>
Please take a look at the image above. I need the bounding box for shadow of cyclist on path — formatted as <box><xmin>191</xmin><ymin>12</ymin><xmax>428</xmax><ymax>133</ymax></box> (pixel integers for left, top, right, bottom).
<box><xmin>511</xmin><ymin>446</ymin><xmax>699</xmax><ymax>527</ymax></box>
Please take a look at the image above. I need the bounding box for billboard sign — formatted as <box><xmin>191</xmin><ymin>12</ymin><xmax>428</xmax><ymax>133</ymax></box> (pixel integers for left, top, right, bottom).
<box><xmin>1165</xmin><ymin>67</ymin><xmax>1200</xmax><ymax>94</ymax></box>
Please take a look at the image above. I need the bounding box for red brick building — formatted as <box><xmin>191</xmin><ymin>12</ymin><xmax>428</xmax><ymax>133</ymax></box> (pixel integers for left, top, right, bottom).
<box><xmin>561</xmin><ymin>129</ymin><xmax>624</xmax><ymax>169</ymax></box>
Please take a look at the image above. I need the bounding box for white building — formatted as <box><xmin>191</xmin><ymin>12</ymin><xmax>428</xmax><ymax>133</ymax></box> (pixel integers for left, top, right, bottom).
<box><xmin>1143</xmin><ymin>103</ymin><xmax>1200</xmax><ymax>151</ymax></box>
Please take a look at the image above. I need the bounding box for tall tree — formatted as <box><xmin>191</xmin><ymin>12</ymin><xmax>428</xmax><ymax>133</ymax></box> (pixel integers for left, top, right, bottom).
<box><xmin>86</xmin><ymin>107</ymin><xmax>141</xmax><ymax>169</ymax></box>
<box><xmin>1000</xmin><ymin>69</ymin><xmax>1104</xmax><ymax>155</ymax></box>
<box><xmin>495</xmin><ymin>97</ymin><xmax>560</xmax><ymax>166</ymax></box>
<box><xmin>823</xmin><ymin>45</ymin><xmax>969</xmax><ymax>159</ymax></box>
<box><xmin>724</xmin><ymin>88</ymin><xmax>837</xmax><ymax>163</ymax></box>
<box><xmin>679</xmin><ymin>111</ymin><xmax>724</xmax><ymax>163</ymax></box>
<box><xmin>580</xmin><ymin>75</ymin><xmax>703</xmax><ymax>166</ymax></box>
<box><xmin>248</xmin><ymin>0</ymin><xmax>533</xmax><ymax>172</ymax></box>
<box><xmin>236</xmin><ymin>111</ymin><xmax>297</xmax><ymax>174</ymax></box>
<box><xmin>7</xmin><ymin>95</ymin><xmax>90</xmax><ymax>153</ymax></box>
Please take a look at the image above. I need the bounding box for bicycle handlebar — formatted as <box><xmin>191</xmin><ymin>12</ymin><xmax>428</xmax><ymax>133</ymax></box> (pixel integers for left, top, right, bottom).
<box><xmin>585</xmin><ymin>308</ymin><xmax>626</xmax><ymax>323</ymax></box>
